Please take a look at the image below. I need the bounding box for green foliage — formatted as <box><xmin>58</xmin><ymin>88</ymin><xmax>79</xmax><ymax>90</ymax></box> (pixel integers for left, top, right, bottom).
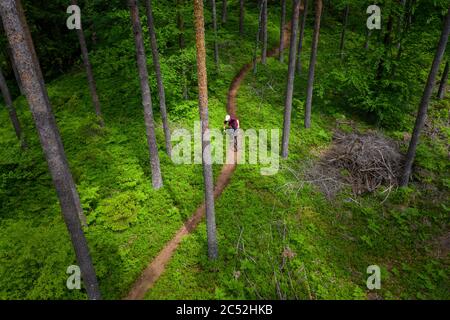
<box><xmin>0</xmin><ymin>0</ymin><xmax>448</xmax><ymax>301</ymax></box>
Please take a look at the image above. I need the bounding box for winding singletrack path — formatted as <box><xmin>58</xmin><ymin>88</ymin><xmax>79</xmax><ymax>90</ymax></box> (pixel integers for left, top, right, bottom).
<box><xmin>125</xmin><ymin>21</ymin><xmax>293</xmax><ymax>300</ymax></box>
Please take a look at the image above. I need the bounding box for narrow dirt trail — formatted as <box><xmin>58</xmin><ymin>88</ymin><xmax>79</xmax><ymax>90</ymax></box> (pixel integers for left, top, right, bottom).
<box><xmin>125</xmin><ymin>21</ymin><xmax>293</xmax><ymax>300</ymax></box>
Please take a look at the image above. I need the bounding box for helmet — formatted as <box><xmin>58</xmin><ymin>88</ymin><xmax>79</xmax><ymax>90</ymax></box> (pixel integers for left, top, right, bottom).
<box><xmin>225</xmin><ymin>114</ymin><xmax>231</xmax><ymax>121</ymax></box>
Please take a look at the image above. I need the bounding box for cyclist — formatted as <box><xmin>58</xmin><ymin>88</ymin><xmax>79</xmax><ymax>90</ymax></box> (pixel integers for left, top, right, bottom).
<box><xmin>223</xmin><ymin>114</ymin><xmax>240</xmax><ymax>152</ymax></box>
<box><xmin>223</xmin><ymin>114</ymin><xmax>240</xmax><ymax>132</ymax></box>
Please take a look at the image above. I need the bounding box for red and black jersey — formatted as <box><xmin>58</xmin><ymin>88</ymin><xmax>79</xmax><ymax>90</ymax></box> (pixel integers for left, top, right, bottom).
<box><xmin>224</xmin><ymin>117</ymin><xmax>239</xmax><ymax>129</ymax></box>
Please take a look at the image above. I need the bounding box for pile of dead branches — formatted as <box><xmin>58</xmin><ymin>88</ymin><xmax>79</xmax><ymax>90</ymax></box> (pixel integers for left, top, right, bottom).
<box><xmin>320</xmin><ymin>131</ymin><xmax>403</xmax><ymax>195</ymax></box>
<box><xmin>282</xmin><ymin>131</ymin><xmax>404</xmax><ymax>199</ymax></box>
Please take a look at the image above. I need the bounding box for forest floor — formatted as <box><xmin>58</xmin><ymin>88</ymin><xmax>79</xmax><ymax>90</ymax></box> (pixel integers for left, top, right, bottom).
<box><xmin>126</xmin><ymin>20</ymin><xmax>293</xmax><ymax>300</ymax></box>
<box><xmin>0</xmin><ymin>6</ymin><xmax>448</xmax><ymax>300</ymax></box>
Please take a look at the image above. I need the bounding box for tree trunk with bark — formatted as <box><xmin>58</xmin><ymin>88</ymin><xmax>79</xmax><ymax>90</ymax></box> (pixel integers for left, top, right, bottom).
<box><xmin>261</xmin><ymin>0</ymin><xmax>268</xmax><ymax>64</ymax></box>
<box><xmin>5</xmin><ymin>42</ymin><xmax>24</xmax><ymax>94</ymax></box>
<box><xmin>239</xmin><ymin>0</ymin><xmax>245</xmax><ymax>35</ymax></box>
<box><xmin>253</xmin><ymin>0</ymin><xmax>264</xmax><ymax>74</ymax></box>
<box><xmin>71</xmin><ymin>0</ymin><xmax>104</xmax><ymax>127</ymax></box>
<box><xmin>364</xmin><ymin>29</ymin><xmax>371</xmax><ymax>50</ymax></box>
<box><xmin>0</xmin><ymin>0</ymin><xmax>101</xmax><ymax>299</ymax></box>
<box><xmin>281</xmin><ymin>0</ymin><xmax>302</xmax><ymax>158</ymax></box>
<box><xmin>144</xmin><ymin>0</ymin><xmax>172</xmax><ymax>157</ymax></box>
<box><xmin>339</xmin><ymin>4</ymin><xmax>349</xmax><ymax>59</ymax></box>
<box><xmin>297</xmin><ymin>0</ymin><xmax>309</xmax><ymax>74</ymax></box>
<box><xmin>437</xmin><ymin>61</ymin><xmax>449</xmax><ymax>100</ymax></box>
<box><xmin>400</xmin><ymin>7</ymin><xmax>450</xmax><ymax>186</ymax></box>
<box><xmin>222</xmin><ymin>0</ymin><xmax>227</xmax><ymax>24</ymax></box>
<box><xmin>128</xmin><ymin>0</ymin><xmax>163</xmax><ymax>189</ymax></box>
<box><xmin>278</xmin><ymin>0</ymin><xmax>286</xmax><ymax>62</ymax></box>
<box><xmin>304</xmin><ymin>0</ymin><xmax>322</xmax><ymax>128</ymax></box>
<box><xmin>396</xmin><ymin>0</ymin><xmax>407</xmax><ymax>50</ymax></box>
<box><xmin>193</xmin><ymin>0</ymin><xmax>218</xmax><ymax>260</ymax></box>
<box><xmin>375</xmin><ymin>15</ymin><xmax>393</xmax><ymax>81</ymax></box>
<box><xmin>0</xmin><ymin>67</ymin><xmax>27</xmax><ymax>148</ymax></box>
<box><xmin>211</xmin><ymin>0</ymin><xmax>220</xmax><ymax>70</ymax></box>
<box><xmin>177</xmin><ymin>0</ymin><xmax>185</xmax><ymax>49</ymax></box>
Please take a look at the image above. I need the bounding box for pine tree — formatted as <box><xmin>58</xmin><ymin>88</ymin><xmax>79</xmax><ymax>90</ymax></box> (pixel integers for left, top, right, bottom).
<box><xmin>304</xmin><ymin>0</ymin><xmax>323</xmax><ymax>128</ymax></box>
<box><xmin>437</xmin><ymin>61</ymin><xmax>449</xmax><ymax>100</ymax></box>
<box><xmin>400</xmin><ymin>7</ymin><xmax>450</xmax><ymax>186</ymax></box>
<box><xmin>0</xmin><ymin>67</ymin><xmax>26</xmax><ymax>148</ymax></box>
<box><xmin>193</xmin><ymin>0</ymin><xmax>218</xmax><ymax>260</ymax></box>
<box><xmin>128</xmin><ymin>0</ymin><xmax>163</xmax><ymax>189</ymax></box>
<box><xmin>144</xmin><ymin>0</ymin><xmax>172</xmax><ymax>157</ymax></box>
<box><xmin>71</xmin><ymin>0</ymin><xmax>104</xmax><ymax>127</ymax></box>
<box><xmin>0</xmin><ymin>0</ymin><xmax>101</xmax><ymax>299</ymax></box>
<box><xmin>281</xmin><ymin>0</ymin><xmax>302</xmax><ymax>158</ymax></box>
<box><xmin>278</xmin><ymin>0</ymin><xmax>287</xmax><ymax>62</ymax></box>
<box><xmin>297</xmin><ymin>0</ymin><xmax>309</xmax><ymax>74</ymax></box>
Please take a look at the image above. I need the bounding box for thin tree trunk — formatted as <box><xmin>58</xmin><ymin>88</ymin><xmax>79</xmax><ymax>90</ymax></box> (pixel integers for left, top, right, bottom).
<box><xmin>364</xmin><ymin>29</ymin><xmax>371</xmax><ymax>50</ymax></box>
<box><xmin>297</xmin><ymin>0</ymin><xmax>309</xmax><ymax>74</ymax></box>
<box><xmin>437</xmin><ymin>61</ymin><xmax>449</xmax><ymax>99</ymax></box>
<box><xmin>239</xmin><ymin>0</ymin><xmax>245</xmax><ymax>35</ymax></box>
<box><xmin>0</xmin><ymin>67</ymin><xmax>27</xmax><ymax>148</ymax></box>
<box><xmin>5</xmin><ymin>42</ymin><xmax>24</xmax><ymax>94</ymax></box>
<box><xmin>375</xmin><ymin>15</ymin><xmax>393</xmax><ymax>81</ymax></box>
<box><xmin>144</xmin><ymin>0</ymin><xmax>172</xmax><ymax>157</ymax></box>
<box><xmin>261</xmin><ymin>0</ymin><xmax>268</xmax><ymax>64</ymax></box>
<box><xmin>279</xmin><ymin>0</ymin><xmax>286</xmax><ymax>62</ymax></box>
<box><xmin>281</xmin><ymin>0</ymin><xmax>301</xmax><ymax>158</ymax></box>
<box><xmin>0</xmin><ymin>0</ymin><xmax>101</xmax><ymax>299</ymax></box>
<box><xmin>400</xmin><ymin>7</ymin><xmax>450</xmax><ymax>186</ymax></box>
<box><xmin>253</xmin><ymin>0</ymin><xmax>264</xmax><ymax>74</ymax></box>
<box><xmin>211</xmin><ymin>0</ymin><xmax>220</xmax><ymax>70</ymax></box>
<box><xmin>339</xmin><ymin>4</ymin><xmax>349</xmax><ymax>59</ymax></box>
<box><xmin>128</xmin><ymin>0</ymin><xmax>163</xmax><ymax>189</ymax></box>
<box><xmin>304</xmin><ymin>0</ymin><xmax>322</xmax><ymax>128</ymax></box>
<box><xmin>177</xmin><ymin>0</ymin><xmax>188</xmax><ymax>99</ymax></box>
<box><xmin>182</xmin><ymin>69</ymin><xmax>189</xmax><ymax>100</ymax></box>
<box><xmin>177</xmin><ymin>0</ymin><xmax>185</xmax><ymax>49</ymax></box>
<box><xmin>193</xmin><ymin>0</ymin><xmax>218</xmax><ymax>260</ymax></box>
<box><xmin>71</xmin><ymin>0</ymin><xmax>103</xmax><ymax>127</ymax></box>
<box><xmin>222</xmin><ymin>0</ymin><xmax>227</xmax><ymax>24</ymax></box>
<box><xmin>396</xmin><ymin>0</ymin><xmax>407</xmax><ymax>50</ymax></box>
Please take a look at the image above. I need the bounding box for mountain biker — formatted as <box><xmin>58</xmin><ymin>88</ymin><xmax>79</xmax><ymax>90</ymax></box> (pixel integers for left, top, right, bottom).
<box><xmin>223</xmin><ymin>114</ymin><xmax>240</xmax><ymax>152</ymax></box>
<box><xmin>223</xmin><ymin>114</ymin><xmax>240</xmax><ymax>132</ymax></box>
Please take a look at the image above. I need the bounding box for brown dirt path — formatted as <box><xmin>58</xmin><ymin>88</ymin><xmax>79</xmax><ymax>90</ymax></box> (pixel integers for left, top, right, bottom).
<box><xmin>125</xmin><ymin>21</ymin><xmax>293</xmax><ymax>300</ymax></box>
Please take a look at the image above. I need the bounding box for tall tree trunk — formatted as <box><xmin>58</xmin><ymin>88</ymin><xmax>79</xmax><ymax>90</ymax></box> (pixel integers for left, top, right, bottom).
<box><xmin>193</xmin><ymin>0</ymin><xmax>218</xmax><ymax>260</ymax></box>
<box><xmin>281</xmin><ymin>0</ymin><xmax>301</xmax><ymax>158</ymax></box>
<box><xmin>339</xmin><ymin>4</ymin><xmax>349</xmax><ymax>59</ymax></box>
<box><xmin>71</xmin><ymin>0</ymin><xmax>103</xmax><ymax>127</ymax></box>
<box><xmin>278</xmin><ymin>0</ymin><xmax>286</xmax><ymax>62</ymax></box>
<box><xmin>144</xmin><ymin>0</ymin><xmax>172</xmax><ymax>157</ymax></box>
<box><xmin>304</xmin><ymin>0</ymin><xmax>322</xmax><ymax>128</ymax></box>
<box><xmin>296</xmin><ymin>0</ymin><xmax>309</xmax><ymax>74</ymax></box>
<box><xmin>0</xmin><ymin>67</ymin><xmax>27</xmax><ymax>148</ymax></box>
<box><xmin>375</xmin><ymin>15</ymin><xmax>393</xmax><ymax>81</ymax></box>
<box><xmin>437</xmin><ymin>61</ymin><xmax>449</xmax><ymax>100</ymax></box>
<box><xmin>128</xmin><ymin>0</ymin><xmax>163</xmax><ymax>189</ymax></box>
<box><xmin>177</xmin><ymin>0</ymin><xmax>188</xmax><ymax>100</ymax></box>
<box><xmin>261</xmin><ymin>0</ymin><xmax>268</xmax><ymax>64</ymax></box>
<box><xmin>177</xmin><ymin>0</ymin><xmax>185</xmax><ymax>49</ymax></box>
<box><xmin>239</xmin><ymin>0</ymin><xmax>245</xmax><ymax>35</ymax></box>
<box><xmin>5</xmin><ymin>42</ymin><xmax>24</xmax><ymax>94</ymax></box>
<box><xmin>396</xmin><ymin>0</ymin><xmax>407</xmax><ymax>50</ymax></box>
<box><xmin>211</xmin><ymin>0</ymin><xmax>220</xmax><ymax>70</ymax></box>
<box><xmin>0</xmin><ymin>0</ymin><xmax>101</xmax><ymax>299</ymax></box>
<box><xmin>222</xmin><ymin>0</ymin><xmax>227</xmax><ymax>24</ymax></box>
<box><xmin>364</xmin><ymin>29</ymin><xmax>371</xmax><ymax>50</ymax></box>
<box><xmin>400</xmin><ymin>7</ymin><xmax>450</xmax><ymax>186</ymax></box>
<box><xmin>253</xmin><ymin>0</ymin><xmax>264</xmax><ymax>74</ymax></box>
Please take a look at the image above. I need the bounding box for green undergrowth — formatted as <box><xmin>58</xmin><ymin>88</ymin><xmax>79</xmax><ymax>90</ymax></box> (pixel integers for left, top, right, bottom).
<box><xmin>0</xmin><ymin>3</ymin><xmax>448</xmax><ymax>300</ymax></box>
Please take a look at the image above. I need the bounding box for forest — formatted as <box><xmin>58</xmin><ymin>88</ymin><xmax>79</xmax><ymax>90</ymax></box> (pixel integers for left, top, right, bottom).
<box><xmin>0</xmin><ymin>0</ymin><xmax>449</xmax><ymax>301</ymax></box>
